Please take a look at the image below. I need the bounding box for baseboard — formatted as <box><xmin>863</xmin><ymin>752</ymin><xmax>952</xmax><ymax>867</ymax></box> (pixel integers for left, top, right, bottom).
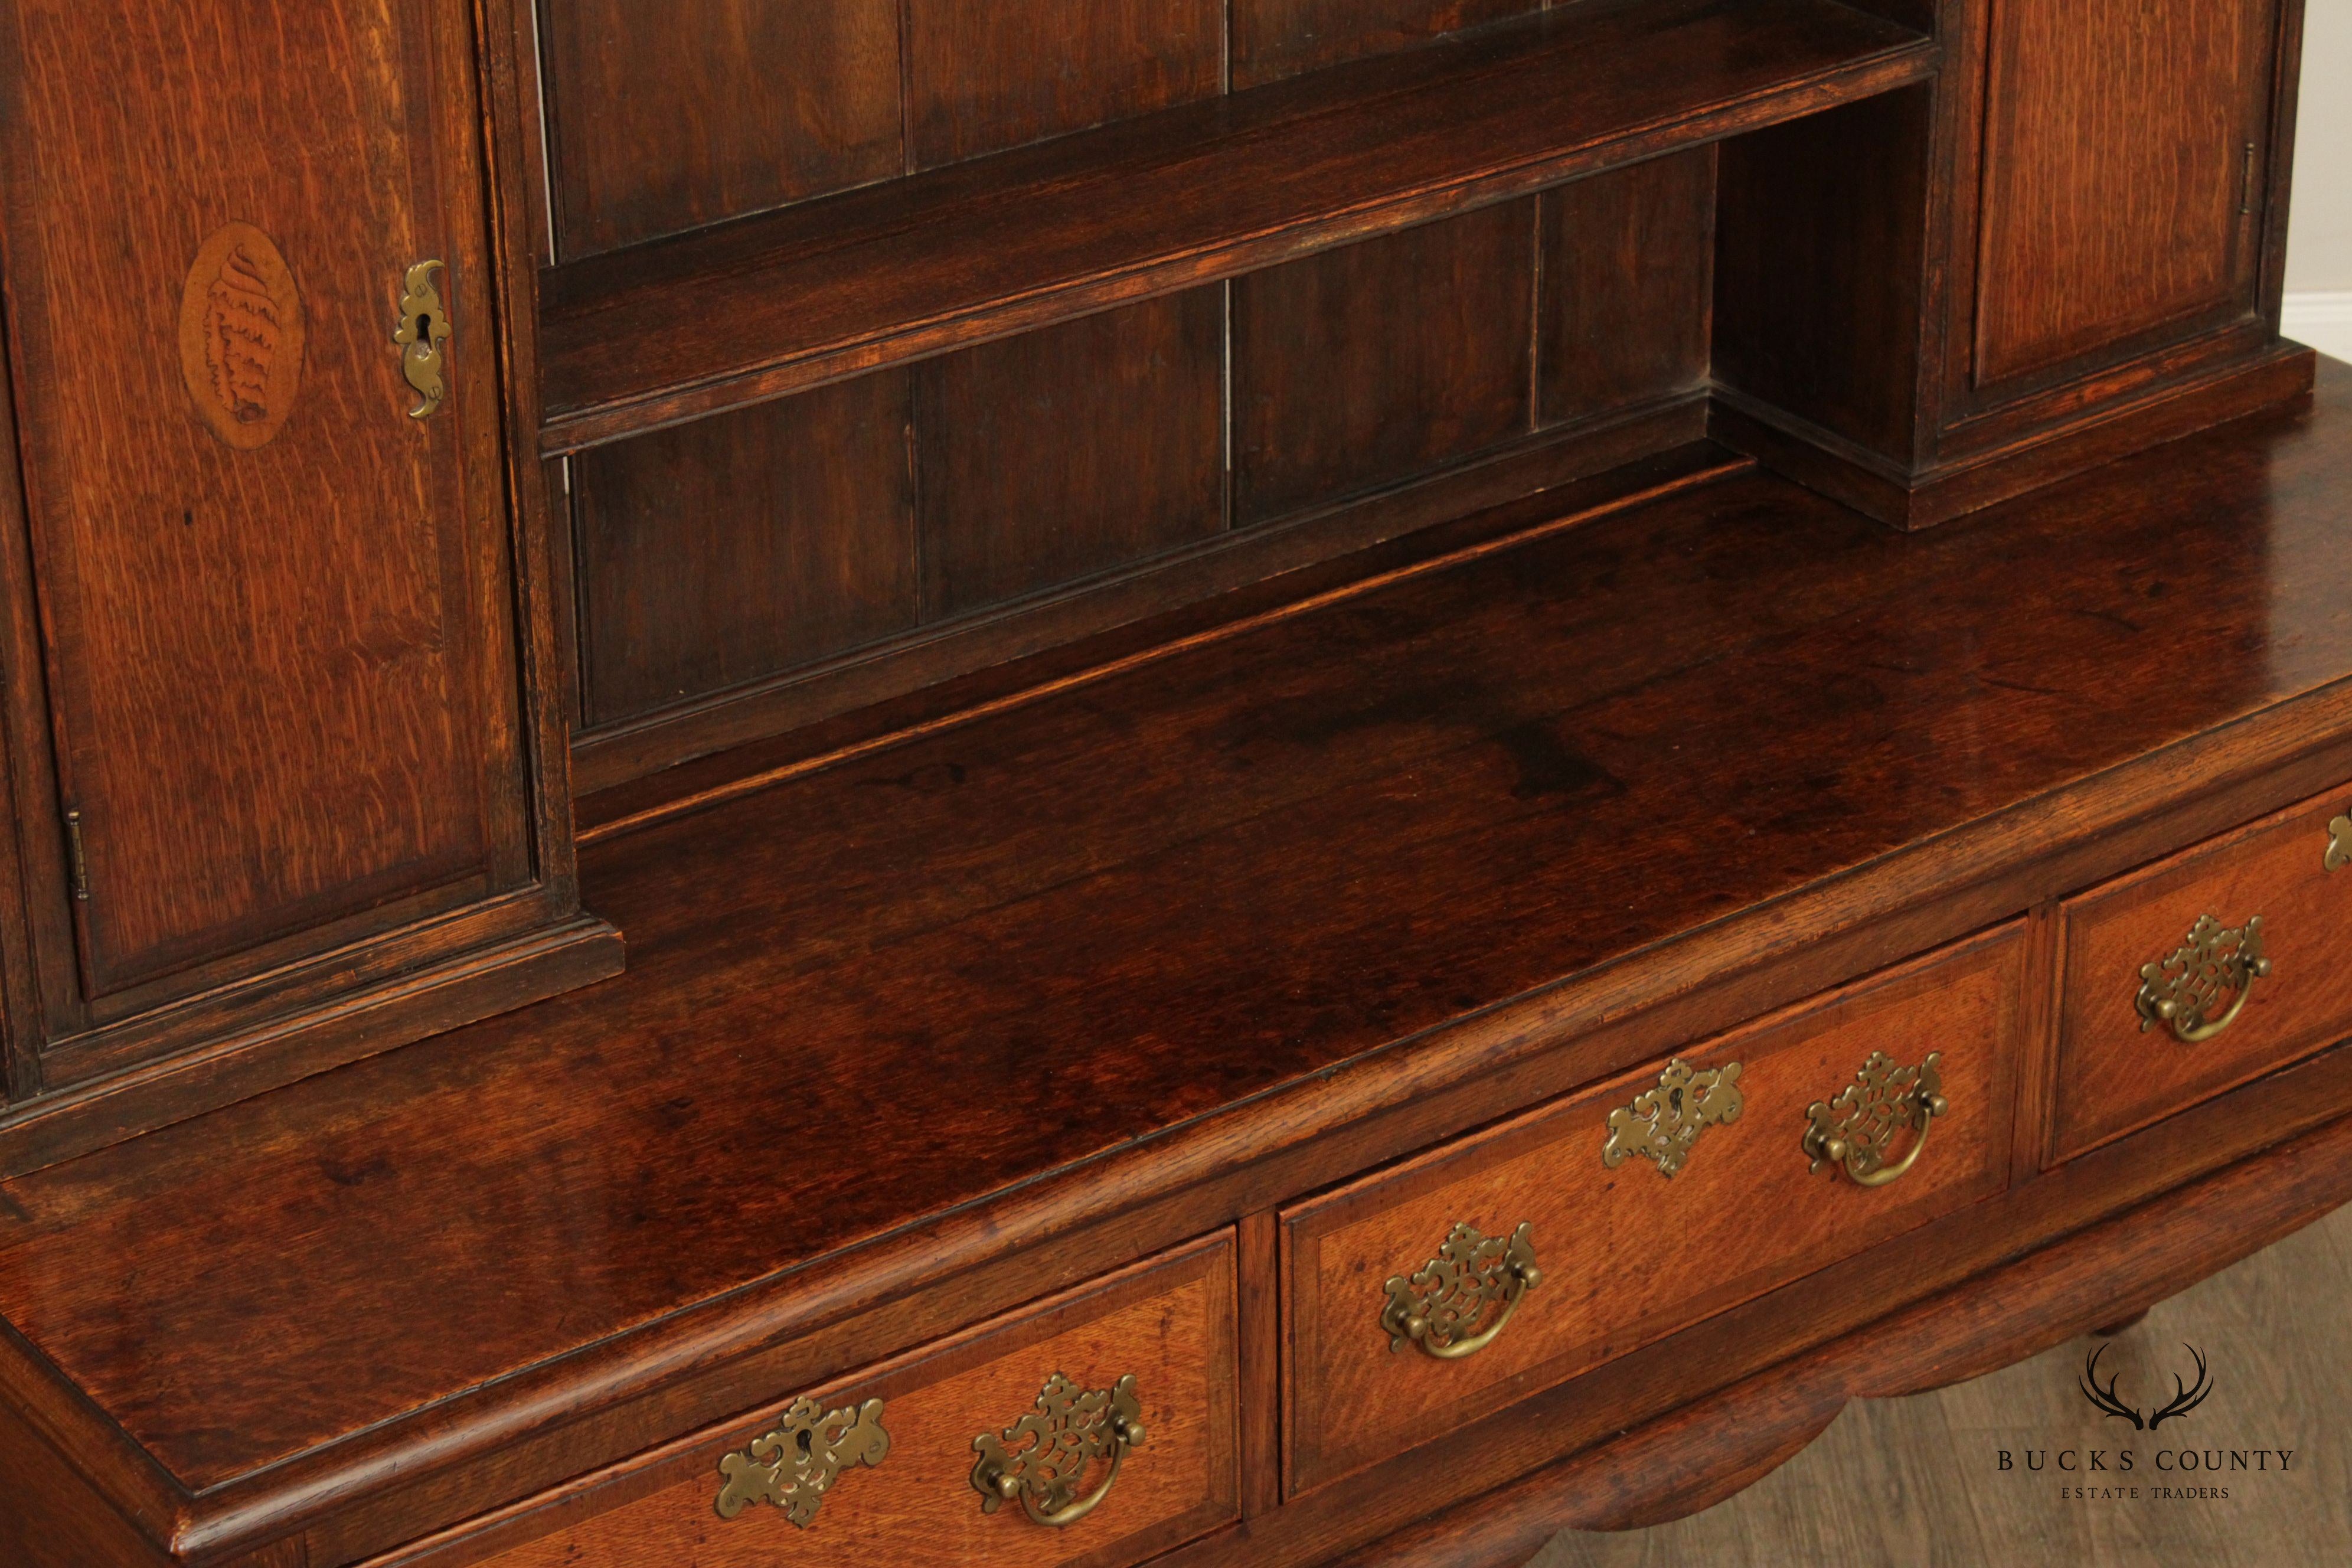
<box><xmin>2284</xmin><ymin>291</ymin><xmax>2352</xmax><ymax>362</ymax></box>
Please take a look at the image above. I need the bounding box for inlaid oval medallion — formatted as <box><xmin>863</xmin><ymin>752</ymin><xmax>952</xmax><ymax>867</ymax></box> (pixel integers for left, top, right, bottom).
<box><xmin>178</xmin><ymin>221</ymin><xmax>305</xmax><ymax>449</ymax></box>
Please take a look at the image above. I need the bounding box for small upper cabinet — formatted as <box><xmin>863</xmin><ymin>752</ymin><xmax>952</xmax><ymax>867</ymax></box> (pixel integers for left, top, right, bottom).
<box><xmin>0</xmin><ymin>0</ymin><xmax>616</xmax><ymax>1159</ymax></box>
<box><xmin>1968</xmin><ymin>0</ymin><xmax>2285</xmax><ymax>398</ymax></box>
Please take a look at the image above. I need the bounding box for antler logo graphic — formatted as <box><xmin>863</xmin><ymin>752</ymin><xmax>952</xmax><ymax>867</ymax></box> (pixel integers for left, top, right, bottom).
<box><xmin>2077</xmin><ymin>1342</ymin><xmax>2214</xmax><ymax>1430</ymax></box>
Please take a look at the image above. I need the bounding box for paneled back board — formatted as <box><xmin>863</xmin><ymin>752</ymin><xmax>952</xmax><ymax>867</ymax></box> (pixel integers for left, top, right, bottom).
<box><xmin>544</xmin><ymin>0</ymin><xmax>1737</xmax><ymax>790</ymax></box>
<box><xmin>566</xmin><ymin>168</ymin><xmax>1714</xmax><ymax>780</ymax></box>
<box><xmin>0</xmin><ymin>0</ymin><xmax>618</xmax><ymax>1168</ymax></box>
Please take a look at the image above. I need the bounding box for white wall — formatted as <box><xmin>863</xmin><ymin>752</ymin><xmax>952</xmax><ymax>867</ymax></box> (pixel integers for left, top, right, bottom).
<box><xmin>2286</xmin><ymin>3</ymin><xmax>2352</xmax><ymax>355</ymax></box>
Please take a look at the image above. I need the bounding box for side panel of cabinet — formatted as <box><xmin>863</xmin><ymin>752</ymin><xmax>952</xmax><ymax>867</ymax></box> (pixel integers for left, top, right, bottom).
<box><xmin>1965</xmin><ymin>0</ymin><xmax>2282</xmax><ymax>401</ymax></box>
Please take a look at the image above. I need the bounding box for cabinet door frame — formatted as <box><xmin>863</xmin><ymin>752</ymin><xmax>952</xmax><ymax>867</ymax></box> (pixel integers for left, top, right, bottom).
<box><xmin>0</xmin><ymin>0</ymin><xmax>602</xmax><ymax>1126</ymax></box>
<box><xmin>1928</xmin><ymin>0</ymin><xmax>2303</xmax><ymax>462</ymax></box>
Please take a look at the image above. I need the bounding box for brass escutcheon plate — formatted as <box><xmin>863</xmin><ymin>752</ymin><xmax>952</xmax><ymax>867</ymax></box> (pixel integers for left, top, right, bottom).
<box><xmin>396</xmin><ymin>259</ymin><xmax>453</xmax><ymax>420</ymax></box>
<box><xmin>2327</xmin><ymin>813</ymin><xmax>2351</xmax><ymax>873</ymax></box>
<box><xmin>1602</xmin><ymin>1057</ymin><xmax>1743</xmax><ymax>1178</ymax></box>
<box><xmin>714</xmin><ymin>1395</ymin><xmax>889</xmax><ymax>1525</ymax></box>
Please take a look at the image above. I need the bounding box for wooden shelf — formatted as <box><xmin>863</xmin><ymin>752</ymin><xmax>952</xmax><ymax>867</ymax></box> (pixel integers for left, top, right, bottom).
<box><xmin>537</xmin><ymin>0</ymin><xmax>1935</xmax><ymax>454</ymax></box>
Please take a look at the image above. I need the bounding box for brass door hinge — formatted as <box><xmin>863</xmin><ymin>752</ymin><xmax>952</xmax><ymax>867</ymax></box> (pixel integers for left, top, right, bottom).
<box><xmin>63</xmin><ymin>808</ymin><xmax>90</xmax><ymax>901</ymax></box>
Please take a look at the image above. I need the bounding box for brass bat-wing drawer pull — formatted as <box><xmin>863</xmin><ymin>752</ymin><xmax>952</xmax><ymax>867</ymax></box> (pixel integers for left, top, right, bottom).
<box><xmin>714</xmin><ymin>1396</ymin><xmax>890</xmax><ymax>1525</ymax></box>
<box><xmin>2135</xmin><ymin>914</ymin><xmax>2271</xmax><ymax>1044</ymax></box>
<box><xmin>1381</xmin><ymin>1220</ymin><xmax>1541</xmax><ymax>1361</ymax></box>
<box><xmin>971</xmin><ymin>1372</ymin><xmax>1145</xmax><ymax>1529</ymax></box>
<box><xmin>1802</xmin><ymin>1050</ymin><xmax>1948</xmax><ymax>1188</ymax></box>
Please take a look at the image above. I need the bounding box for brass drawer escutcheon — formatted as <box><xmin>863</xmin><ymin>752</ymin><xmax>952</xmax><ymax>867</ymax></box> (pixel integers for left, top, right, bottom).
<box><xmin>2327</xmin><ymin>813</ymin><xmax>2351</xmax><ymax>873</ymax></box>
<box><xmin>1803</xmin><ymin>1050</ymin><xmax>1948</xmax><ymax>1188</ymax></box>
<box><xmin>1602</xmin><ymin>1057</ymin><xmax>1744</xmax><ymax>1178</ymax></box>
<box><xmin>1381</xmin><ymin>1220</ymin><xmax>1540</xmax><ymax>1360</ymax></box>
<box><xmin>971</xmin><ymin>1372</ymin><xmax>1145</xmax><ymax>1529</ymax></box>
<box><xmin>395</xmin><ymin>259</ymin><xmax>453</xmax><ymax>420</ymax></box>
<box><xmin>714</xmin><ymin>1396</ymin><xmax>890</xmax><ymax>1525</ymax></box>
<box><xmin>2135</xmin><ymin>914</ymin><xmax>2271</xmax><ymax>1044</ymax></box>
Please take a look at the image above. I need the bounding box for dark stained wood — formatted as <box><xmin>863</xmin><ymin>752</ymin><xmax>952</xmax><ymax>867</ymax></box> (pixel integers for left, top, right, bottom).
<box><xmin>6</xmin><ymin>5</ymin><xmax>2352</xmax><ymax>1566</ymax></box>
<box><xmin>1237</xmin><ymin>1209</ymin><xmax>1283</xmax><ymax>1520</ymax></box>
<box><xmin>571</xmin><ymin>394</ymin><xmax>1710</xmax><ymax>796</ymax></box>
<box><xmin>1283</xmin><ymin>928</ymin><xmax>2023</xmax><ymax>1495</ymax></box>
<box><xmin>574</xmin><ymin>374</ymin><xmax>917</xmax><ymax>729</ymax></box>
<box><xmin>1</xmin><ymin>0</ymin><xmax>518</xmax><ymax>1001</ymax></box>
<box><xmin>1233</xmin><ymin>204</ymin><xmax>1535</xmax><ymax>525</ymax></box>
<box><xmin>1230</xmin><ymin>0</ymin><xmax>1539</xmax><ymax>88</ymax></box>
<box><xmin>1537</xmin><ymin>149</ymin><xmax>1714</xmax><ymax>427</ymax></box>
<box><xmin>537</xmin><ymin>0</ymin><xmax>905</xmax><ymax>259</ymax></box>
<box><xmin>471</xmin><ymin>1234</ymin><xmax>1239</xmax><ymax>1568</ymax></box>
<box><xmin>1713</xmin><ymin>86</ymin><xmax>1934</xmax><ymax>463</ymax></box>
<box><xmin>914</xmin><ymin>291</ymin><xmax>1227</xmax><ymax>620</ymax></box>
<box><xmin>1711</xmin><ymin>345</ymin><xmax>2320</xmax><ymax>531</ymax></box>
<box><xmin>1</xmin><ymin>373</ymin><xmax>2348</xmax><ymax>1544</ymax></box>
<box><xmin>906</xmin><ymin>0</ymin><xmax>1227</xmax><ymax>169</ymax></box>
<box><xmin>537</xmin><ymin>0</ymin><xmax>1936</xmax><ymax>452</ymax></box>
<box><xmin>1710</xmin><ymin>0</ymin><xmax>2311</xmax><ymax>528</ymax></box>
<box><xmin>0</xmin><ymin>1396</ymin><xmax>173</xmax><ymax>1568</ymax></box>
<box><xmin>1972</xmin><ymin>0</ymin><xmax>2279</xmax><ymax>394</ymax></box>
<box><xmin>0</xmin><ymin>0</ymin><xmax>618</xmax><ymax>1164</ymax></box>
<box><xmin>2050</xmin><ymin>782</ymin><xmax>2352</xmax><ymax>1165</ymax></box>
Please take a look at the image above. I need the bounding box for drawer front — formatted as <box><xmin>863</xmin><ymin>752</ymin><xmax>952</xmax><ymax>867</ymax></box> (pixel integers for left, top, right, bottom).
<box><xmin>472</xmin><ymin>1234</ymin><xmax>1238</xmax><ymax>1568</ymax></box>
<box><xmin>2052</xmin><ymin>784</ymin><xmax>2352</xmax><ymax>1164</ymax></box>
<box><xmin>1282</xmin><ymin>926</ymin><xmax>2024</xmax><ymax>1495</ymax></box>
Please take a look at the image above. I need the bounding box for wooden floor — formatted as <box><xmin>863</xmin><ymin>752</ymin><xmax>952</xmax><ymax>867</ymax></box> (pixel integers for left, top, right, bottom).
<box><xmin>1537</xmin><ymin>1200</ymin><xmax>2352</xmax><ymax>1568</ymax></box>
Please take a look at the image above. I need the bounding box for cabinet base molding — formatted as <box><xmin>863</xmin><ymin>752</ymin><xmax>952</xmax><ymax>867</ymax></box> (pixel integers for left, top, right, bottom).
<box><xmin>1335</xmin><ymin>1105</ymin><xmax>2352</xmax><ymax>1568</ymax></box>
<box><xmin>1712</xmin><ymin>344</ymin><xmax>2318</xmax><ymax>531</ymax></box>
<box><xmin>0</xmin><ymin>915</ymin><xmax>623</xmax><ymax>1180</ymax></box>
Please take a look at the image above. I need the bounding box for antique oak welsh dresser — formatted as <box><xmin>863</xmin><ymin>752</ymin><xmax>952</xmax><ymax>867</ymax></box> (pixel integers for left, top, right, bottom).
<box><xmin>0</xmin><ymin>1</ymin><xmax>2348</xmax><ymax>1566</ymax></box>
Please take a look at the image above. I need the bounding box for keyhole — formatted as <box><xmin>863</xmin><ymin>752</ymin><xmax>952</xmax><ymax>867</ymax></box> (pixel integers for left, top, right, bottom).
<box><xmin>414</xmin><ymin>313</ymin><xmax>434</xmax><ymax>350</ymax></box>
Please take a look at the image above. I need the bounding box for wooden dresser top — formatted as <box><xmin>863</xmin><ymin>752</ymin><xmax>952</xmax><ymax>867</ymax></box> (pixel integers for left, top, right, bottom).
<box><xmin>2</xmin><ymin>364</ymin><xmax>2348</xmax><ymax>1502</ymax></box>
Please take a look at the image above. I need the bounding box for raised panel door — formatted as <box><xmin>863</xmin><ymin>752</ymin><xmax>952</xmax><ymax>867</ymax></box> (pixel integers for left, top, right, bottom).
<box><xmin>0</xmin><ymin>0</ymin><xmax>534</xmax><ymax>1011</ymax></box>
<box><xmin>1972</xmin><ymin>0</ymin><xmax>2281</xmax><ymax>395</ymax></box>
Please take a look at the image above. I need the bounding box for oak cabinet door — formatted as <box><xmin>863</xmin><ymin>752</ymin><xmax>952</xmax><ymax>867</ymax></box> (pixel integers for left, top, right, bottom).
<box><xmin>0</xmin><ymin>0</ymin><xmax>534</xmax><ymax>1015</ymax></box>
<box><xmin>1969</xmin><ymin>0</ymin><xmax>2284</xmax><ymax>398</ymax></box>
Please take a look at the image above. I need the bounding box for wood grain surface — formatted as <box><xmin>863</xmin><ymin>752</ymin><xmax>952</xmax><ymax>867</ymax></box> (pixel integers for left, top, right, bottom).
<box><xmin>1973</xmin><ymin>0</ymin><xmax>2278</xmax><ymax>391</ymax></box>
<box><xmin>1233</xmin><ymin>203</ymin><xmax>1535</xmax><ymax>524</ymax></box>
<box><xmin>914</xmin><ymin>290</ymin><xmax>1227</xmax><ymax>618</ymax></box>
<box><xmin>573</xmin><ymin>373</ymin><xmax>919</xmax><ymax>730</ymax></box>
<box><xmin>907</xmin><ymin>0</ymin><xmax>1227</xmax><ymax>168</ymax></box>
<box><xmin>0</xmin><ymin>373</ymin><xmax>2346</xmax><ymax>1514</ymax></box>
<box><xmin>1230</xmin><ymin>0</ymin><xmax>1539</xmax><ymax>87</ymax></box>
<box><xmin>538</xmin><ymin>0</ymin><xmax>905</xmax><ymax>258</ymax></box>
<box><xmin>1283</xmin><ymin>929</ymin><xmax>2023</xmax><ymax>1494</ymax></box>
<box><xmin>2052</xmin><ymin>782</ymin><xmax>2352</xmax><ymax>1164</ymax></box>
<box><xmin>537</xmin><ymin>0</ymin><xmax>1933</xmax><ymax>451</ymax></box>
<box><xmin>1538</xmin><ymin>150</ymin><xmax>1714</xmax><ymax>428</ymax></box>
<box><xmin>472</xmin><ymin>1234</ymin><xmax>1239</xmax><ymax>1568</ymax></box>
<box><xmin>0</xmin><ymin>0</ymin><xmax>525</xmax><ymax>1004</ymax></box>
